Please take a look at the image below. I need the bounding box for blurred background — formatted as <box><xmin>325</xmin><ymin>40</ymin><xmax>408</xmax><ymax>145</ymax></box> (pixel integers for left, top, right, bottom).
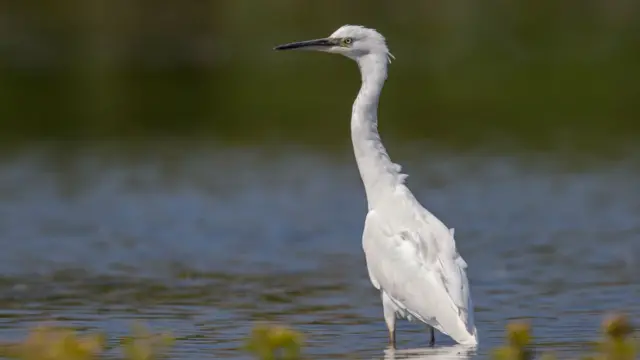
<box><xmin>0</xmin><ymin>1</ymin><xmax>639</xmax><ymax>359</ymax></box>
<box><xmin>1</xmin><ymin>0</ymin><xmax>638</xmax><ymax>148</ymax></box>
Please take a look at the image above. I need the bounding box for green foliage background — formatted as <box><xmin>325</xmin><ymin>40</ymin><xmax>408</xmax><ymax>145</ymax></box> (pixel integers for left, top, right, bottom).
<box><xmin>1</xmin><ymin>1</ymin><xmax>638</xmax><ymax>152</ymax></box>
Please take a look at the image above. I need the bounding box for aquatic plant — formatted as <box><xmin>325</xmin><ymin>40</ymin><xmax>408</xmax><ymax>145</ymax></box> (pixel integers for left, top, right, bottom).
<box><xmin>0</xmin><ymin>324</ymin><xmax>105</xmax><ymax>360</ymax></box>
<box><xmin>492</xmin><ymin>320</ymin><xmax>534</xmax><ymax>360</ymax></box>
<box><xmin>0</xmin><ymin>313</ymin><xmax>635</xmax><ymax>359</ymax></box>
<box><xmin>0</xmin><ymin>322</ymin><xmax>174</xmax><ymax>360</ymax></box>
<box><xmin>584</xmin><ymin>313</ymin><xmax>637</xmax><ymax>360</ymax></box>
<box><xmin>120</xmin><ymin>322</ymin><xmax>175</xmax><ymax>360</ymax></box>
<box><xmin>245</xmin><ymin>323</ymin><xmax>303</xmax><ymax>360</ymax></box>
<box><xmin>491</xmin><ymin>313</ymin><xmax>637</xmax><ymax>360</ymax></box>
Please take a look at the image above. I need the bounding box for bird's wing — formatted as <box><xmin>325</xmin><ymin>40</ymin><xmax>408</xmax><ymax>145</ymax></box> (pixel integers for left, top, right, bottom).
<box><xmin>362</xmin><ymin>209</ymin><xmax>475</xmax><ymax>339</ymax></box>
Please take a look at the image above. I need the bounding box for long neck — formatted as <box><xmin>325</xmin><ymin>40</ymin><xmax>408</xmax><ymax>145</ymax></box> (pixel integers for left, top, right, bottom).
<box><xmin>351</xmin><ymin>53</ymin><xmax>405</xmax><ymax>209</ymax></box>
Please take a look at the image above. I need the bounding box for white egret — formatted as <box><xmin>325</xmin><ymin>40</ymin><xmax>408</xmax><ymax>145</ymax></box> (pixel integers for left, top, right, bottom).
<box><xmin>274</xmin><ymin>25</ymin><xmax>478</xmax><ymax>348</ymax></box>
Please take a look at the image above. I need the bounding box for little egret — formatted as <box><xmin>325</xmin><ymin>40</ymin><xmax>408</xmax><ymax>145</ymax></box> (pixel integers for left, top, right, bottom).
<box><xmin>274</xmin><ymin>25</ymin><xmax>478</xmax><ymax>348</ymax></box>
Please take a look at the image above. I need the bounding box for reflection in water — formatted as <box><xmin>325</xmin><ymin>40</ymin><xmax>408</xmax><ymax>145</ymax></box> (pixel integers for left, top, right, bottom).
<box><xmin>384</xmin><ymin>345</ymin><xmax>476</xmax><ymax>360</ymax></box>
<box><xmin>0</xmin><ymin>144</ymin><xmax>639</xmax><ymax>359</ymax></box>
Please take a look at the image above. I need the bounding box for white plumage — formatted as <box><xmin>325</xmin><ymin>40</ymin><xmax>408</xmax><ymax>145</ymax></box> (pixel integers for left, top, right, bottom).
<box><xmin>275</xmin><ymin>25</ymin><xmax>478</xmax><ymax>347</ymax></box>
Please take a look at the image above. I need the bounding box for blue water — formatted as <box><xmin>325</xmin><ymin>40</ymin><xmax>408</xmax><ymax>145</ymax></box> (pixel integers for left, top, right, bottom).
<box><xmin>0</xmin><ymin>143</ymin><xmax>638</xmax><ymax>359</ymax></box>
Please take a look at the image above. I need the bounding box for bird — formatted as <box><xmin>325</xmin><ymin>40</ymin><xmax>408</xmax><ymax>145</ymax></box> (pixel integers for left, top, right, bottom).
<box><xmin>274</xmin><ymin>25</ymin><xmax>478</xmax><ymax>348</ymax></box>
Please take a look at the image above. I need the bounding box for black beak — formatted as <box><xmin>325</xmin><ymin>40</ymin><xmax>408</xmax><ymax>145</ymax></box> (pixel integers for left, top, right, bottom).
<box><xmin>274</xmin><ymin>38</ymin><xmax>338</xmax><ymax>51</ymax></box>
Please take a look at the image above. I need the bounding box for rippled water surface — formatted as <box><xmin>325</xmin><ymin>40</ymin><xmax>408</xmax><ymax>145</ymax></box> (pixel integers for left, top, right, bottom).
<box><xmin>0</xmin><ymin>143</ymin><xmax>639</xmax><ymax>359</ymax></box>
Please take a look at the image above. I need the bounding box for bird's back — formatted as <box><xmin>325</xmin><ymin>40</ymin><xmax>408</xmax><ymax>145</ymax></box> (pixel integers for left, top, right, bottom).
<box><xmin>362</xmin><ymin>184</ymin><xmax>477</xmax><ymax>345</ymax></box>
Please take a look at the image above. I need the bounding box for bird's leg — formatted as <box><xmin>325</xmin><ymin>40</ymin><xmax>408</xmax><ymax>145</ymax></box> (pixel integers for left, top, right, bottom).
<box><xmin>428</xmin><ymin>326</ymin><xmax>435</xmax><ymax>347</ymax></box>
<box><xmin>381</xmin><ymin>292</ymin><xmax>397</xmax><ymax>349</ymax></box>
<box><xmin>389</xmin><ymin>328</ymin><xmax>396</xmax><ymax>349</ymax></box>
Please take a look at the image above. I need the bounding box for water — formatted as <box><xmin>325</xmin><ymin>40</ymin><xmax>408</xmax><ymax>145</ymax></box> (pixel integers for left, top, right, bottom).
<box><xmin>0</xmin><ymin>142</ymin><xmax>639</xmax><ymax>359</ymax></box>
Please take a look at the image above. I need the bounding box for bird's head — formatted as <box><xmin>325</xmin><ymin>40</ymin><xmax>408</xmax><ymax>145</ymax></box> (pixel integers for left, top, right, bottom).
<box><xmin>274</xmin><ymin>25</ymin><xmax>394</xmax><ymax>64</ymax></box>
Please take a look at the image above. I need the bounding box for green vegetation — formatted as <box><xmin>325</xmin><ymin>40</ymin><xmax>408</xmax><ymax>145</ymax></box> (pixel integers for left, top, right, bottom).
<box><xmin>0</xmin><ymin>314</ymin><xmax>635</xmax><ymax>359</ymax></box>
<box><xmin>492</xmin><ymin>314</ymin><xmax>637</xmax><ymax>360</ymax></box>
<box><xmin>1</xmin><ymin>1</ymin><xmax>639</xmax><ymax>152</ymax></box>
<box><xmin>245</xmin><ymin>324</ymin><xmax>303</xmax><ymax>360</ymax></box>
<box><xmin>0</xmin><ymin>323</ymin><xmax>174</xmax><ymax>360</ymax></box>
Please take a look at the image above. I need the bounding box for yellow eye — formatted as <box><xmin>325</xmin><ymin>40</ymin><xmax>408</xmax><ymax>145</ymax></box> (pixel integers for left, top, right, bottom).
<box><xmin>341</xmin><ymin>37</ymin><xmax>353</xmax><ymax>46</ymax></box>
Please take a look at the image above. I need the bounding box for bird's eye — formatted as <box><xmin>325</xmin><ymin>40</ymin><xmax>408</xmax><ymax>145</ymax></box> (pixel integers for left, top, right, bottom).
<box><xmin>342</xmin><ymin>37</ymin><xmax>353</xmax><ymax>46</ymax></box>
